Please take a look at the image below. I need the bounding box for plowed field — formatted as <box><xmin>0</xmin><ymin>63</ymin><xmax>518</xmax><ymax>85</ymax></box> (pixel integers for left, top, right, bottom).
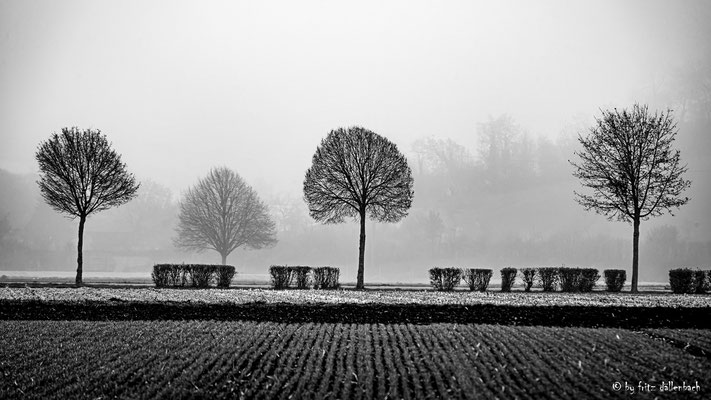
<box><xmin>1</xmin><ymin>320</ymin><xmax>709</xmax><ymax>399</ymax></box>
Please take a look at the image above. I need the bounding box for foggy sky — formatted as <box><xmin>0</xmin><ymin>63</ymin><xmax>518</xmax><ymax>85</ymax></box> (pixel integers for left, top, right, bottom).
<box><xmin>2</xmin><ymin>0</ymin><xmax>709</xmax><ymax>197</ymax></box>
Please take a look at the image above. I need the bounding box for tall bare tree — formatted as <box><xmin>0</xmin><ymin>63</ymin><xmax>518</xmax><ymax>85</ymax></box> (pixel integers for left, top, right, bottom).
<box><xmin>174</xmin><ymin>167</ymin><xmax>277</xmax><ymax>264</ymax></box>
<box><xmin>35</xmin><ymin>127</ymin><xmax>139</xmax><ymax>285</ymax></box>
<box><xmin>303</xmin><ymin>126</ymin><xmax>414</xmax><ymax>289</ymax></box>
<box><xmin>570</xmin><ymin>104</ymin><xmax>691</xmax><ymax>292</ymax></box>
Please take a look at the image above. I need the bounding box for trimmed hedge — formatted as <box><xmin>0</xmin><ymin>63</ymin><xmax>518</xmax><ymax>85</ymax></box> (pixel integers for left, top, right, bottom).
<box><xmin>579</xmin><ymin>269</ymin><xmax>600</xmax><ymax>292</ymax></box>
<box><xmin>520</xmin><ymin>268</ymin><xmax>536</xmax><ymax>292</ymax></box>
<box><xmin>429</xmin><ymin>268</ymin><xmax>462</xmax><ymax>291</ymax></box>
<box><xmin>669</xmin><ymin>268</ymin><xmax>708</xmax><ymax>294</ymax></box>
<box><xmin>216</xmin><ymin>265</ymin><xmax>236</xmax><ymax>288</ymax></box>
<box><xmin>558</xmin><ymin>268</ymin><xmax>578</xmax><ymax>292</ymax></box>
<box><xmin>270</xmin><ymin>265</ymin><xmax>294</xmax><ymax>289</ymax></box>
<box><xmin>313</xmin><ymin>267</ymin><xmax>340</xmax><ymax>289</ymax></box>
<box><xmin>694</xmin><ymin>270</ymin><xmax>710</xmax><ymax>294</ymax></box>
<box><xmin>603</xmin><ymin>269</ymin><xmax>626</xmax><ymax>292</ymax></box>
<box><xmin>537</xmin><ymin>267</ymin><xmax>559</xmax><ymax>292</ymax></box>
<box><xmin>290</xmin><ymin>266</ymin><xmax>312</xmax><ymax>290</ymax></box>
<box><xmin>270</xmin><ymin>265</ymin><xmax>340</xmax><ymax>290</ymax></box>
<box><xmin>500</xmin><ymin>268</ymin><xmax>517</xmax><ymax>292</ymax></box>
<box><xmin>188</xmin><ymin>265</ymin><xmax>215</xmax><ymax>288</ymax></box>
<box><xmin>559</xmin><ymin>268</ymin><xmax>600</xmax><ymax>292</ymax></box>
<box><xmin>152</xmin><ymin>264</ymin><xmax>235</xmax><ymax>288</ymax></box>
<box><xmin>462</xmin><ymin>269</ymin><xmax>492</xmax><ymax>292</ymax></box>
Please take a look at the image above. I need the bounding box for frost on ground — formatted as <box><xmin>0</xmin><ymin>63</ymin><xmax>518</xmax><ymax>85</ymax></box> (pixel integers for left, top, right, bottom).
<box><xmin>1</xmin><ymin>286</ymin><xmax>710</xmax><ymax>307</ymax></box>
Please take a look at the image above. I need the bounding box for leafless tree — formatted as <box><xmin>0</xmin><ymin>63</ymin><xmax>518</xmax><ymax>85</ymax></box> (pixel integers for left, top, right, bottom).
<box><xmin>35</xmin><ymin>127</ymin><xmax>139</xmax><ymax>285</ymax></box>
<box><xmin>411</xmin><ymin>137</ymin><xmax>472</xmax><ymax>175</ymax></box>
<box><xmin>477</xmin><ymin>114</ymin><xmax>535</xmax><ymax>192</ymax></box>
<box><xmin>174</xmin><ymin>167</ymin><xmax>277</xmax><ymax>264</ymax></box>
<box><xmin>570</xmin><ymin>104</ymin><xmax>691</xmax><ymax>292</ymax></box>
<box><xmin>303</xmin><ymin>126</ymin><xmax>414</xmax><ymax>289</ymax></box>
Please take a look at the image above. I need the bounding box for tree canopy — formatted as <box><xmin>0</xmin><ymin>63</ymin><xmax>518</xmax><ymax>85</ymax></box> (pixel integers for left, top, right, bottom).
<box><xmin>570</xmin><ymin>104</ymin><xmax>691</xmax><ymax>292</ymax></box>
<box><xmin>174</xmin><ymin>167</ymin><xmax>277</xmax><ymax>265</ymax></box>
<box><xmin>35</xmin><ymin>127</ymin><xmax>139</xmax><ymax>284</ymax></box>
<box><xmin>304</xmin><ymin>126</ymin><xmax>413</xmax><ymax>289</ymax></box>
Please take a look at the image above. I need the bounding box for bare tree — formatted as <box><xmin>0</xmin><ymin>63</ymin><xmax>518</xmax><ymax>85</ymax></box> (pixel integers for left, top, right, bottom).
<box><xmin>303</xmin><ymin>126</ymin><xmax>414</xmax><ymax>289</ymax></box>
<box><xmin>477</xmin><ymin>114</ymin><xmax>535</xmax><ymax>192</ymax></box>
<box><xmin>35</xmin><ymin>127</ymin><xmax>139</xmax><ymax>285</ymax></box>
<box><xmin>174</xmin><ymin>167</ymin><xmax>277</xmax><ymax>264</ymax></box>
<box><xmin>570</xmin><ymin>104</ymin><xmax>691</xmax><ymax>292</ymax></box>
<box><xmin>412</xmin><ymin>137</ymin><xmax>472</xmax><ymax>175</ymax></box>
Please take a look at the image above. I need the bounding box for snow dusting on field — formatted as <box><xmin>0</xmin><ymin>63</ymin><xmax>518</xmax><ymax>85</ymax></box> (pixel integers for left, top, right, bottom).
<box><xmin>1</xmin><ymin>287</ymin><xmax>710</xmax><ymax>307</ymax></box>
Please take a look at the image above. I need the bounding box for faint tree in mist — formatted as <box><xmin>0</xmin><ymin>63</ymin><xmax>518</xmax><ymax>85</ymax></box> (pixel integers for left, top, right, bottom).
<box><xmin>303</xmin><ymin>127</ymin><xmax>414</xmax><ymax>289</ymax></box>
<box><xmin>124</xmin><ymin>181</ymin><xmax>174</xmax><ymax>231</ymax></box>
<box><xmin>35</xmin><ymin>127</ymin><xmax>139</xmax><ymax>285</ymax></box>
<box><xmin>272</xmin><ymin>195</ymin><xmax>310</xmax><ymax>233</ymax></box>
<box><xmin>477</xmin><ymin>115</ymin><xmax>535</xmax><ymax>191</ymax></box>
<box><xmin>570</xmin><ymin>105</ymin><xmax>691</xmax><ymax>292</ymax></box>
<box><xmin>174</xmin><ymin>167</ymin><xmax>276</xmax><ymax>265</ymax></box>
<box><xmin>412</xmin><ymin>137</ymin><xmax>472</xmax><ymax>175</ymax></box>
<box><xmin>102</xmin><ymin>180</ymin><xmax>177</xmax><ymax>252</ymax></box>
<box><xmin>644</xmin><ymin>225</ymin><xmax>681</xmax><ymax>269</ymax></box>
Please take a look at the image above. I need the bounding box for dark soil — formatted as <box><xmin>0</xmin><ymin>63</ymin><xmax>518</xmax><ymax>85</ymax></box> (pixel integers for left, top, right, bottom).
<box><xmin>1</xmin><ymin>300</ymin><xmax>709</xmax><ymax>328</ymax></box>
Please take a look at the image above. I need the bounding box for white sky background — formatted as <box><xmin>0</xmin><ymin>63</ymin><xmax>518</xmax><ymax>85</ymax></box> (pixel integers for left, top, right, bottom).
<box><xmin>1</xmin><ymin>0</ymin><xmax>709</xmax><ymax>197</ymax></box>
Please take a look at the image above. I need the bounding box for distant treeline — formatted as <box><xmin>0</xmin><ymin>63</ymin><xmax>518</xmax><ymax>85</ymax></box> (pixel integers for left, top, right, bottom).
<box><xmin>1</xmin><ymin>113</ymin><xmax>709</xmax><ymax>282</ymax></box>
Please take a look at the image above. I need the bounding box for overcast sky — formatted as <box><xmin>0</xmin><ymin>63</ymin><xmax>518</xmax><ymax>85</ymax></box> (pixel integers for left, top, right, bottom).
<box><xmin>1</xmin><ymin>0</ymin><xmax>709</xmax><ymax>197</ymax></box>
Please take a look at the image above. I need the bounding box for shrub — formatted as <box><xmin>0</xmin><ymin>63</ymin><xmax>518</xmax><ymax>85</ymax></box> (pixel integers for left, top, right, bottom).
<box><xmin>462</xmin><ymin>269</ymin><xmax>492</xmax><ymax>292</ymax></box>
<box><xmin>168</xmin><ymin>265</ymin><xmax>184</xmax><ymax>287</ymax></box>
<box><xmin>151</xmin><ymin>264</ymin><xmax>171</xmax><ymax>288</ymax></box>
<box><xmin>669</xmin><ymin>268</ymin><xmax>709</xmax><ymax>294</ymax></box>
<box><xmin>579</xmin><ymin>268</ymin><xmax>600</xmax><ymax>292</ymax></box>
<box><xmin>151</xmin><ymin>264</ymin><xmax>232</xmax><ymax>288</ymax></box>
<box><xmin>520</xmin><ymin>268</ymin><xmax>536</xmax><ymax>292</ymax></box>
<box><xmin>559</xmin><ymin>267</ymin><xmax>600</xmax><ymax>292</ymax></box>
<box><xmin>500</xmin><ymin>268</ymin><xmax>517</xmax><ymax>292</ymax></box>
<box><xmin>289</xmin><ymin>266</ymin><xmax>312</xmax><ymax>289</ymax></box>
<box><xmin>694</xmin><ymin>270</ymin><xmax>709</xmax><ymax>294</ymax></box>
<box><xmin>188</xmin><ymin>265</ymin><xmax>215</xmax><ymax>288</ymax></box>
<box><xmin>669</xmin><ymin>268</ymin><xmax>696</xmax><ymax>294</ymax></box>
<box><xmin>558</xmin><ymin>268</ymin><xmax>579</xmax><ymax>292</ymax></box>
<box><xmin>313</xmin><ymin>267</ymin><xmax>340</xmax><ymax>289</ymax></box>
<box><xmin>429</xmin><ymin>267</ymin><xmax>462</xmax><ymax>291</ymax></box>
<box><xmin>216</xmin><ymin>265</ymin><xmax>236</xmax><ymax>288</ymax></box>
<box><xmin>537</xmin><ymin>267</ymin><xmax>559</xmax><ymax>292</ymax></box>
<box><xmin>603</xmin><ymin>269</ymin><xmax>626</xmax><ymax>292</ymax></box>
<box><xmin>152</xmin><ymin>264</ymin><xmax>189</xmax><ymax>287</ymax></box>
<box><xmin>270</xmin><ymin>265</ymin><xmax>294</xmax><ymax>290</ymax></box>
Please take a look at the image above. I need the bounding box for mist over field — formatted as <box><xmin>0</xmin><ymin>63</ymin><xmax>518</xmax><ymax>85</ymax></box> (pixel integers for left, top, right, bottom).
<box><xmin>1</xmin><ymin>0</ymin><xmax>710</xmax><ymax>283</ymax></box>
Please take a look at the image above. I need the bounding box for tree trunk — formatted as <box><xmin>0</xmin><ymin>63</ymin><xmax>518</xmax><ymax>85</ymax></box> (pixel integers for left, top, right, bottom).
<box><xmin>221</xmin><ymin>252</ymin><xmax>227</xmax><ymax>265</ymax></box>
<box><xmin>76</xmin><ymin>215</ymin><xmax>86</xmax><ymax>286</ymax></box>
<box><xmin>356</xmin><ymin>210</ymin><xmax>366</xmax><ymax>290</ymax></box>
<box><xmin>631</xmin><ymin>215</ymin><xmax>640</xmax><ymax>293</ymax></box>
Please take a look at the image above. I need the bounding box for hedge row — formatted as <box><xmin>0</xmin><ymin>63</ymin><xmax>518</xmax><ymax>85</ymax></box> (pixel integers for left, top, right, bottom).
<box><xmin>151</xmin><ymin>264</ymin><xmax>235</xmax><ymax>288</ymax></box>
<box><xmin>429</xmin><ymin>267</ymin><xmax>620</xmax><ymax>292</ymax></box>
<box><xmin>603</xmin><ymin>269</ymin><xmax>626</xmax><ymax>292</ymax></box>
<box><xmin>559</xmin><ymin>268</ymin><xmax>600</xmax><ymax>292</ymax></box>
<box><xmin>269</xmin><ymin>265</ymin><xmax>340</xmax><ymax>290</ymax></box>
<box><xmin>429</xmin><ymin>268</ymin><xmax>462</xmax><ymax>291</ymax></box>
<box><xmin>669</xmin><ymin>268</ymin><xmax>710</xmax><ymax>294</ymax></box>
<box><xmin>462</xmin><ymin>269</ymin><xmax>492</xmax><ymax>292</ymax></box>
